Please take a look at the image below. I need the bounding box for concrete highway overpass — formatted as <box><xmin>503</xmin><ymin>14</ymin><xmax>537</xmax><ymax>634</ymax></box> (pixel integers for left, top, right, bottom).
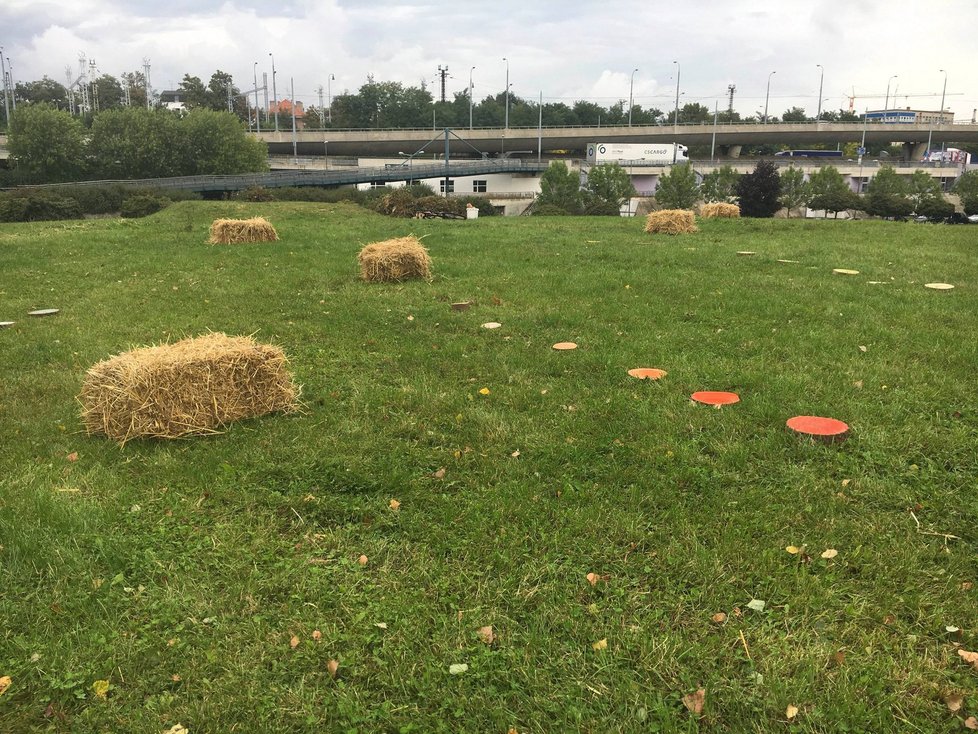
<box><xmin>256</xmin><ymin>122</ymin><xmax>978</xmax><ymax>158</ymax></box>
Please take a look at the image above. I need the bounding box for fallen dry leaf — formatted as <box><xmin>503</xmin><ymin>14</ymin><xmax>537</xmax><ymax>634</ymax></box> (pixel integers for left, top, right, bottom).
<box><xmin>433</xmin><ymin>467</ymin><xmax>446</xmax><ymax>479</ymax></box>
<box><xmin>592</xmin><ymin>638</ymin><xmax>608</xmax><ymax>651</ymax></box>
<box><xmin>682</xmin><ymin>688</ymin><xmax>706</xmax><ymax>716</ymax></box>
<box><xmin>858</xmin><ymin>345</ymin><xmax>867</xmax><ymax>353</ymax></box>
<box><xmin>785</xmin><ymin>545</ymin><xmax>801</xmax><ymax>555</ymax></box>
<box><xmin>945</xmin><ymin>693</ymin><xmax>964</xmax><ymax>712</ymax></box>
<box><xmin>959</xmin><ymin>649</ymin><xmax>978</xmax><ymax>669</ymax></box>
<box><xmin>786</xmin><ymin>704</ymin><xmax>799</xmax><ymax>719</ymax></box>
<box><xmin>0</xmin><ymin>676</ymin><xmax>10</xmax><ymax>696</ymax></box>
<box><xmin>962</xmin><ymin>582</ymin><xmax>974</xmax><ymax>591</ymax></box>
<box><xmin>358</xmin><ymin>554</ymin><xmax>368</xmax><ymax>566</ymax></box>
<box><xmin>586</xmin><ymin>572</ymin><xmax>599</xmax><ymax>586</ymax></box>
<box><xmin>477</xmin><ymin>625</ymin><xmax>495</xmax><ymax>645</ymax></box>
<box><xmin>966</xmin><ymin>717</ymin><xmax>978</xmax><ymax>731</ymax></box>
<box><xmin>289</xmin><ymin>635</ymin><xmax>300</xmax><ymax>649</ymax></box>
<box><xmin>510</xmin><ymin>450</ymin><xmax>521</xmax><ymax>458</ymax></box>
<box><xmin>389</xmin><ymin>499</ymin><xmax>401</xmax><ymax>512</ymax></box>
<box><xmin>327</xmin><ymin>659</ymin><xmax>339</xmax><ymax>679</ymax></box>
<box><xmin>66</xmin><ymin>452</ymin><xmax>78</xmax><ymax>462</ymax></box>
<box><xmin>732</xmin><ymin>606</ymin><xmax>742</xmax><ymax>618</ymax></box>
<box><xmin>821</xmin><ymin>548</ymin><xmax>839</xmax><ymax>559</ymax></box>
<box><xmin>163</xmin><ymin>726</ymin><xmax>189</xmax><ymax>734</ymax></box>
<box><xmin>312</xmin><ymin>630</ymin><xmax>322</xmax><ymax>641</ymax></box>
<box><xmin>841</xmin><ymin>478</ymin><xmax>852</xmax><ymax>487</ymax></box>
<box><xmin>711</xmin><ymin>612</ymin><xmax>727</xmax><ymax>624</ymax></box>
<box><xmin>883</xmin><ymin>614</ymin><xmax>896</xmax><ymax>625</ymax></box>
<box><xmin>831</xmin><ymin>650</ymin><xmax>846</xmax><ymax>667</ymax></box>
<box><xmin>479</xmin><ymin>387</ymin><xmax>491</xmax><ymax>395</ymax></box>
<box><xmin>171</xmin><ymin>674</ymin><xmax>181</xmax><ymax>682</ymax></box>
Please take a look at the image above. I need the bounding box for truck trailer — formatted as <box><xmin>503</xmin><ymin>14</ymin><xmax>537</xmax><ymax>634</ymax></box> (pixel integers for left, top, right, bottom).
<box><xmin>586</xmin><ymin>143</ymin><xmax>689</xmax><ymax>166</ymax></box>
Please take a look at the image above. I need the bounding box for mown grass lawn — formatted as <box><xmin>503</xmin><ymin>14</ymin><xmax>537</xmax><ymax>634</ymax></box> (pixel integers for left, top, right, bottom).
<box><xmin>1</xmin><ymin>202</ymin><xmax>977</xmax><ymax>733</ymax></box>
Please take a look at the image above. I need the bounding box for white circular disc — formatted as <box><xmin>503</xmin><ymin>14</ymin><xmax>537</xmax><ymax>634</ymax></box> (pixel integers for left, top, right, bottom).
<box><xmin>28</xmin><ymin>309</ymin><xmax>60</xmax><ymax>316</ymax></box>
<box><xmin>924</xmin><ymin>283</ymin><xmax>954</xmax><ymax>290</ymax></box>
<box><xmin>736</xmin><ymin>251</ymin><xmax>756</xmax><ymax>256</ymax></box>
<box><xmin>482</xmin><ymin>322</ymin><xmax>502</xmax><ymax>329</ymax></box>
<box><xmin>832</xmin><ymin>269</ymin><xmax>859</xmax><ymax>275</ymax></box>
<box><xmin>0</xmin><ymin>321</ymin><xmax>15</xmax><ymax>328</ymax></box>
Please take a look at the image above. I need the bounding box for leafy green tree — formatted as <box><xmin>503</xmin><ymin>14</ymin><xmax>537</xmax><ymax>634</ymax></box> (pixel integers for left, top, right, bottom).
<box><xmin>121</xmin><ymin>71</ymin><xmax>148</xmax><ymax>108</ymax></box>
<box><xmin>906</xmin><ymin>170</ymin><xmax>944</xmax><ymax>214</ymax></box>
<box><xmin>14</xmin><ymin>77</ymin><xmax>69</xmax><ymax>108</ymax></box>
<box><xmin>700</xmin><ymin>165</ymin><xmax>740</xmax><ymax>203</ymax></box>
<box><xmin>7</xmin><ymin>104</ymin><xmax>87</xmax><ymax>182</ymax></box>
<box><xmin>89</xmin><ymin>107</ymin><xmax>183</xmax><ymax>179</ymax></box>
<box><xmin>179</xmin><ymin>75</ymin><xmax>211</xmax><ymax>109</ymax></box>
<box><xmin>914</xmin><ymin>196</ymin><xmax>954</xmax><ymax>220</ymax></box>
<box><xmin>178</xmin><ymin>109</ymin><xmax>267</xmax><ymax>175</ymax></box>
<box><xmin>583</xmin><ymin>163</ymin><xmax>636</xmax><ymax>215</ymax></box>
<box><xmin>93</xmin><ymin>74</ymin><xmax>125</xmax><ymax>110</ymax></box>
<box><xmin>654</xmin><ymin>164</ymin><xmax>699</xmax><ymax>209</ymax></box>
<box><xmin>952</xmin><ymin>170</ymin><xmax>978</xmax><ymax>201</ymax></box>
<box><xmin>735</xmin><ymin>160</ymin><xmax>781</xmax><ymax>217</ymax></box>
<box><xmin>807</xmin><ymin>166</ymin><xmax>857</xmax><ymax>217</ymax></box>
<box><xmin>678</xmin><ymin>102</ymin><xmax>711</xmax><ymax>124</ymax></box>
<box><xmin>535</xmin><ymin>161</ymin><xmax>581</xmax><ymax>214</ymax></box>
<box><xmin>781</xmin><ymin>106</ymin><xmax>808</xmax><ymax>122</ymax></box>
<box><xmin>778</xmin><ymin>166</ymin><xmax>809</xmax><ymax>216</ymax></box>
<box><xmin>863</xmin><ymin>165</ymin><xmax>910</xmax><ymax>218</ymax></box>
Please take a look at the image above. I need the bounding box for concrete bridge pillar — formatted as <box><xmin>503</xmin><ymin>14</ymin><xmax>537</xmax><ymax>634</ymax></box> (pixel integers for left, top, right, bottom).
<box><xmin>723</xmin><ymin>145</ymin><xmax>743</xmax><ymax>159</ymax></box>
<box><xmin>904</xmin><ymin>142</ymin><xmax>927</xmax><ymax>161</ymax></box>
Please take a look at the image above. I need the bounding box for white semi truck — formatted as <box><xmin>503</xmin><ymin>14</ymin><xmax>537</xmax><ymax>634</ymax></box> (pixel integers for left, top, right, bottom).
<box><xmin>585</xmin><ymin>142</ymin><xmax>689</xmax><ymax>165</ymax></box>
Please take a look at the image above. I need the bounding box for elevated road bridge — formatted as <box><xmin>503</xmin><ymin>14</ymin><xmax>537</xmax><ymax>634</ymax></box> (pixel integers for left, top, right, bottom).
<box><xmin>257</xmin><ymin>122</ymin><xmax>978</xmax><ymax>158</ymax></box>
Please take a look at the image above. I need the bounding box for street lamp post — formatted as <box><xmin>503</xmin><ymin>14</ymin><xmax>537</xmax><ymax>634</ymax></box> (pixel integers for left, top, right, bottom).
<box><xmin>469</xmin><ymin>66</ymin><xmax>475</xmax><ymax>130</ymax></box>
<box><xmin>252</xmin><ymin>62</ymin><xmax>261</xmax><ymax>132</ymax></box>
<box><xmin>816</xmin><ymin>64</ymin><xmax>824</xmax><ymax>121</ymax></box>
<box><xmin>628</xmin><ymin>68</ymin><xmax>638</xmax><ymax>127</ymax></box>
<box><xmin>764</xmin><ymin>70</ymin><xmax>776</xmax><ymax>124</ymax></box>
<box><xmin>327</xmin><ymin>73</ymin><xmax>335</xmax><ymax>123</ymax></box>
<box><xmin>269</xmin><ymin>53</ymin><xmax>278</xmax><ymax>132</ymax></box>
<box><xmin>0</xmin><ymin>49</ymin><xmax>9</xmax><ymax>124</ymax></box>
<box><xmin>290</xmin><ymin>77</ymin><xmax>297</xmax><ymax>163</ymax></box>
<box><xmin>884</xmin><ymin>75</ymin><xmax>897</xmax><ymax>110</ymax></box>
<box><xmin>503</xmin><ymin>57</ymin><xmax>510</xmax><ymax>129</ymax></box>
<box><xmin>672</xmin><ymin>60</ymin><xmax>681</xmax><ymax>129</ymax></box>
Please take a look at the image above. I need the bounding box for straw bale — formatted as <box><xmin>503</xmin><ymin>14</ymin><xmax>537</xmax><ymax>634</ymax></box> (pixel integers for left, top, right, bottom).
<box><xmin>700</xmin><ymin>202</ymin><xmax>741</xmax><ymax>219</ymax></box>
<box><xmin>644</xmin><ymin>209</ymin><xmax>699</xmax><ymax>235</ymax></box>
<box><xmin>358</xmin><ymin>236</ymin><xmax>432</xmax><ymax>282</ymax></box>
<box><xmin>79</xmin><ymin>333</ymin><xmax>300</xmax><ymax>444</ymax></box>
<box><xmin>208</xmin><ymin>217</ymin><xmax>279</xmax><ymax>244</ymax></box>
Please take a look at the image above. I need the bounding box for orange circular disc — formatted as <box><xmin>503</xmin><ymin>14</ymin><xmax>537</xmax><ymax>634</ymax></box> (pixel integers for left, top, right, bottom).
<box><xmin>691</xmin><ymin>391</ymin><xmax>740</xmax><ymax>406</ymax></box>
<box><xmin>552</xmin><ymin>342</ymin><xmax>578</xmax><ymax>351</ymax></box>
<box><xmin>786</xmin><ymin>415</ymin><xmax>850</xmax><ymax>441</ymax></box>
<box><xmin>628</xmin><ymin>368</ymin><xmax>667</xmax><ymax>380</ymax></box>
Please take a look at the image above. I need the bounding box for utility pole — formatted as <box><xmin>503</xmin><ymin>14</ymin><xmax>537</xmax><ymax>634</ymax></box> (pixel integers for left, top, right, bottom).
<box><xmin>0</xmin><ymin>50</ymin><xmax>10</xmax><ymax>124</ymax></box>
<box><xmin>327</xmin><ymin>73</ymin><xmax>335</xmax><ymax>123</ymax></box>
<box><xmin>269</xmin><ymin>53</ymin><xmax>278</xmax><ymax>132</ymax></box>
<box><xmin>143</xmin><ymin>58</ymin><xmax>152</xmax><ymax>109</ymax></box>
<box><xmin>290</xmin><ymin>77</ymin><xmax>297</xmax><ymax>163</ymax></box>
<box><xmin>262</xmin><ymin>72</ymin><xmax>269</xmax><ymax>125</ymax></box>
<box><xmin>437</xmin><ymin>65</ymin><xmax>449</xmax><ymax>103</ymax></box>
<box><xmin>503</xmin><ymin>57</ymin><xmax>510</xmax><ymax>129</ymax></box>
<box><xmin>253</xmin><ymin>62</ymin><xmax>261</xmax><ymax>132</ymax></box>
<box><xmin>317</xmin><ymin>85</ymin><xmax>324</xmax><ymax>128</ymax></box>
<box><xmin>727</xmin><ymin>84</ymin><xmax>736</xmax><ymax>115</ymax></box>
<box><xmin>7</xmin><ymin>56</ymin><xmax>15</xmax><ymax>111</ymax></box>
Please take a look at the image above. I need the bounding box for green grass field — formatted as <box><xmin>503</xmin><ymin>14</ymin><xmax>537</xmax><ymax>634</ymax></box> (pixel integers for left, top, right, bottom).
<box><xmin>1</xmin><ymin>203</ymin><xmax>977</xmax><ymax>733</ymax></box>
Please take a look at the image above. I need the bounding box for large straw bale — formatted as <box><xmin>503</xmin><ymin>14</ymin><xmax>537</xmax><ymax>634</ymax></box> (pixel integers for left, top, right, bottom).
<box><xmin>644</xmin><ymin>209</ymin><xmax>699</xmax><ymax>235</ymax></box>
<box><xmin>79</xmin><ymin>333</ymin><xmax>300</xmax><ymax>444</ymax></box>
<box><xmin>208</xmin><ymin>217</ymin><xmax>279</xmax><ymax>244</ymax></box>
<box><xmin>700</xmin><ymin>202</ymin><xmax>741</xmax><ymax>219</ymax></box>
<box><xmin>358</xmin><ymin>236</ymin><xmax>432</xmax><ymax>282</ymax></box>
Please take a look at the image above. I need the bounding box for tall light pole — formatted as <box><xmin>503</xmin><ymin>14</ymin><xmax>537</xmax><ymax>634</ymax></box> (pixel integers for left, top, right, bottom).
<box><xmin>764</xmin><ymin>70</ymin><xmax>776</xmax><ymax>124</ymax></box>
<box><xmin>628</xmin><ymin>68</ymin><xmax>638</xmax><ymax>126</ymax></box>
<box><xmin>269</xmin><ymin>53</ymin><xmax>278</xmax><ymax>132</ymax></box>
<box><xmin>0</xmin><ymin>49</ymin><xmax>9</xmax><ymax>124</ymax></box>
<box><xmin>884</xmin><ymin>75</ymin><xmax>897</xmax><ymax>110</ymax></box>
<box><xmin>938</xmin><ymin>69</ymin><xmax>948</xmax><ymax>121</ymax></box>
<box><xmin>6</xmin><ymin>56</ymin><xmax>14</xmax><ymax>112</ymax></box>
<box><xmin>672</xmin><ymin>60</ymin><xmax>681</xmax><ymax>129</ymax></box>
<box><xmin>327</xmin><ymin>73</ymin><xmax>335</xmax><ymax>123</ymax></box>
<box><xmin>290</xmin><ymin>76</ymin><xmax>297</xmax><ymax>163</ymax></box>
<box><xmin>503</xmin><ymin>57</ymin><xmax>510</xmax><ymax>129</ymax></box>
<box><xmin>469</xmin><ymin>65</ymin><xmax>475</xmax><ymax>130</ymax></box>
<box><xmin>252</xmin><ymin>62</ymin><xmax>261</xmax><ymax>132</ymax></box>
<box><xmin>816</xmin><ymin>64</ymin><xmax>824</xmax><ymax>121</ymax></box>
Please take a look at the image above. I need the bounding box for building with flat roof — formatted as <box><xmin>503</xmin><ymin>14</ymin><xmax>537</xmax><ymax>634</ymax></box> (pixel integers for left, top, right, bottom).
<box><xmin>866</xmin><ymin>108</ymin><xmax>953</xmax><ymax>124</ymax></box>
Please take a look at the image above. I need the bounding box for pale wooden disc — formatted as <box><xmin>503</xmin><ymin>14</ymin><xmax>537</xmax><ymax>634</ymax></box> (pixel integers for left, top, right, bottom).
<box><xmin>832</xmin><ymin>269</ymin><xmax>859</xmax><ymax>275</ymax></box>
<box><xmin>28</xmin><ymin>308</ymin><xmax>60</xmax><ymax>316</ymax></box>
<box><xmin>777</xmin><ymin>259</ymin><xmax>799</xmax><ymax>263</ymax></box>
<box><xmin>736</xmin><ymin>251</ymin><xmax>756</xmax><ymax>256</ymax></box>
<box><xmin>924</xmin><ymin>283</ymin><xmax>954</xmax><ymax>290</ymax></box>
<box><xmin>451</xmin><ymin>302</ymin><xmax>471</xmax><ymax>311</ymax></box>
<box><xmin>0</xmin><ymin>321</ymin><xmax>15</xmax><ymax>328</ymax></box>
<box><xmin>481</xmin><ymin>322</ymin><xmax>502</xmax><ymax>329</ymax></box>
<box><xmin>552</xmin><ymin>342</ymin><xmax>578</xmax><ymax>351</ymax></box>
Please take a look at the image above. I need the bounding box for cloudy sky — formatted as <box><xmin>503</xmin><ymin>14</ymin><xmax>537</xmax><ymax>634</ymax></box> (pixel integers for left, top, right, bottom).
<box><xmin>2</xmin><ymin>0</ymin><xmax>976</xmax><ymax>120</ymax></box>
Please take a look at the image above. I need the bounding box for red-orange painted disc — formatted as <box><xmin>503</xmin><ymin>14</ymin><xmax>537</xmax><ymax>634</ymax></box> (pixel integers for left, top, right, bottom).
<box><xmin>628</xmin><ymin>368</ymin><xmax>667</xmax><ymax>380</ymax></box>
<box><xmin>691</xmin><ymin>391</ymin><xmax>740</xmax><ymax>405</ymax></box>
<box><xmin>786</xmin><ymin>415</ymin><xmax>849</xmax><ymax>438</ymax></box>
<box><xmin>552</xmin><ymin>342</ymin><xmax>578</xmax><ymax>351</ymax></box>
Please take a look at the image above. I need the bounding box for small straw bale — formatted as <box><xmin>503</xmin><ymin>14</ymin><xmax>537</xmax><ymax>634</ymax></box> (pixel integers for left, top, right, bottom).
<box><xmin>208</xmin><ymin>217</ymin><xmax>279</xmax><ymax>244</ymax></box>
<box><xmin>79</xmin><ymin>332</ymin><xmax>300</xmax><ymax>444</ymax></box>
<box><xmin>700</xmin><ymin>202</ymin><xmax>741</xmax><ymax>219</ymax></box>
<box><xmin>358</xmin><ymin>236</ymin><xmax>432</xmax><ymax>282</ymax></box>
<box><xmin>644</xmin><ymin>209</ymin><xmax>699</xmax><ymax>235</ymax></box>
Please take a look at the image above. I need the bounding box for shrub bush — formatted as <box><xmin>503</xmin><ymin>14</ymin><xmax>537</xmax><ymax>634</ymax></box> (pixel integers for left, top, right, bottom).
<box><xmin>914</xmin><ymin>197</ymin><xmax>955</xmax><ymax>221</ymax></box>
<box><xmin>961</xmin><ymin>195</ymin><xmax>978</xmax><ymax>216</ymax></box>
<box><xmin>0</xmin><ymin>192</ymin><xmax>84</xmax><ymax>222</ymax></box>
<box><xmin>532</xmin><ymin>204</ymin><xmax>573</xmax><ymax>216</ymax></box>
<box><xmin>120</xmin><ymin>195</ymin><xmax>170</xmax><ymax>219</ymax></box>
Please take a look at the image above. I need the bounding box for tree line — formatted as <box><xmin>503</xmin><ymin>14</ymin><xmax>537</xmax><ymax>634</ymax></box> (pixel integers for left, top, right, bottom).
<box><xmin>537</xmin><ymin>161</ymin><xmax>978</xmax><ymax>219</ymax></box>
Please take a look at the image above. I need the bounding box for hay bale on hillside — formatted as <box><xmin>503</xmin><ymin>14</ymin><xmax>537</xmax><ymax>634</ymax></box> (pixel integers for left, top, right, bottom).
<box><xmin>700</xmin><ymin>202</ymin><xmax>741</xmax><ymax>219</ymax></box>
<box><xmin>358</xmin><ymin>236</ymin><xmax>432</xmax><ymax>282</ymax></box>
<box><xmin>208</xmin><ymin>217</ymin><xmax>279</xmax><ymax>244</ymax></box>
<box><xmin>79</xmin><ymin>333</ymin><xmax>300</xmax><ymax>444</ymax></box>
<box><xmin>644</xmin><ymin>209</ymin><xmax>698</xmax><ymax>235</ymax></box>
